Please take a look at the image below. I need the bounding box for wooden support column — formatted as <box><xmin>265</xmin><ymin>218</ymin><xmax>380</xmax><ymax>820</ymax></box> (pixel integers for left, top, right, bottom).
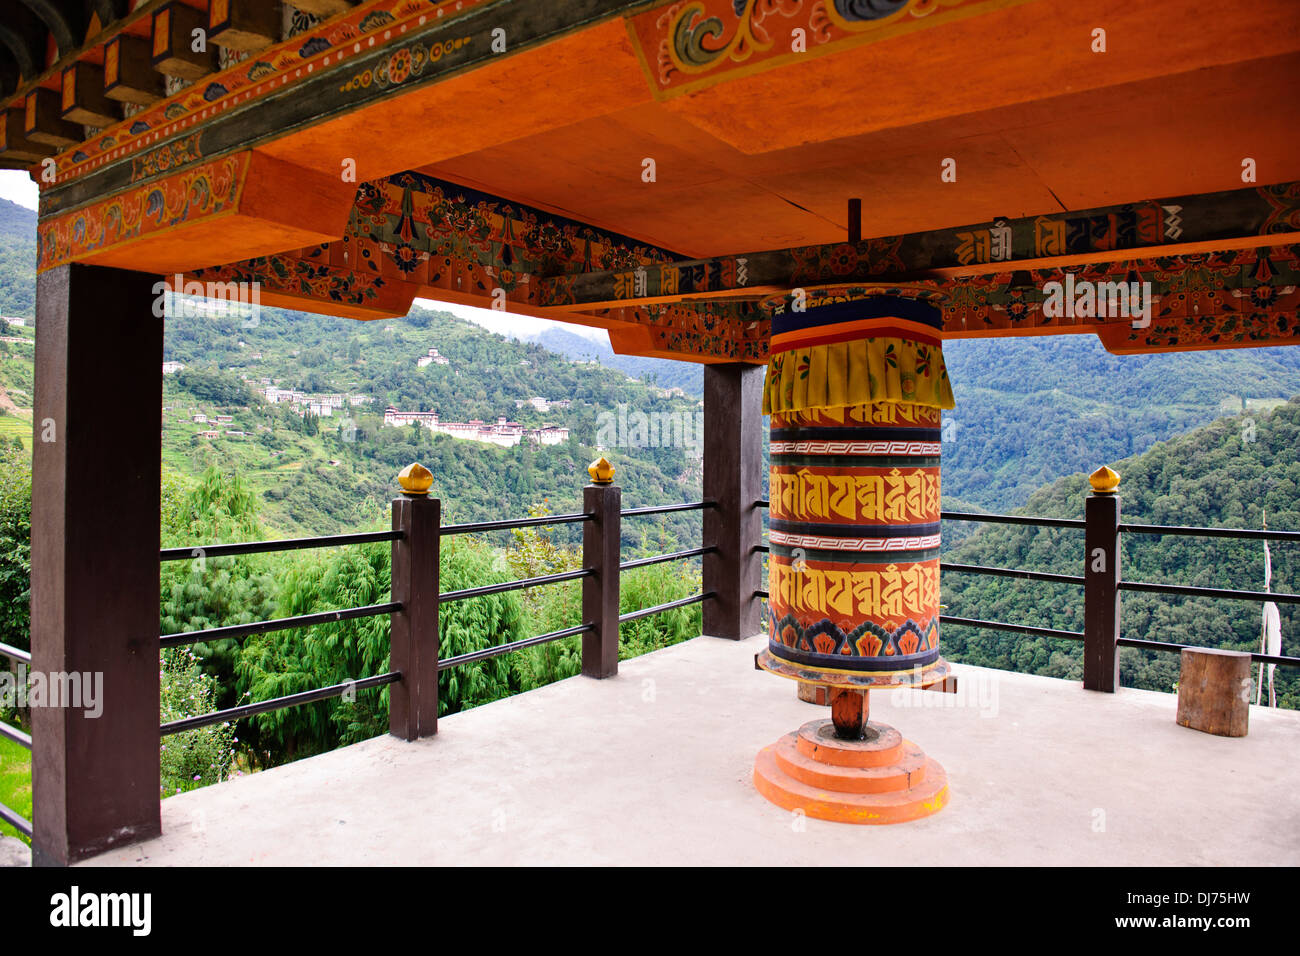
<box><xmin>582</xmin><ymin>459</ymin><xmax>620</xmax><ymax>678</ymax></box>
<box><xmin>389</xmin><ymin>464</ymin><xmax>440</xmax><ymax>740</ymax></box>
<box><xmin>1083</xmin><ymin>466</ymin><xmax>1122</xmax><ymax>692</ymax></box>
<box><xmin>31</xmin><ymin>264</ymin><xmax>162</xmax><ymax>865</ymax></box>
<box><xmin>702</xmin><ymin>363</ymin><xmax>763</xmax><ymax>640</ymax></box>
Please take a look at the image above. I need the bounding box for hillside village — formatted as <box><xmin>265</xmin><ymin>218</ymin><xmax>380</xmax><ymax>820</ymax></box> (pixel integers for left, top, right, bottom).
<box><xmin>162</xmin><ymin>340</ymin><xmax>578</xmax><ymax>450</ymax></box>
<box><xmin>382</xmin><ymin>407</ymin><xmax>569</xmax><ymax>448</ymax></box>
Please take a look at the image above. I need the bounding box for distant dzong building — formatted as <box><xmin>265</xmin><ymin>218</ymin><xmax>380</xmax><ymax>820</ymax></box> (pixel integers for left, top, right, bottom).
<box><xmin>416</xmin><ymin>348</ymin><xmax>450</xmax><ymax>368</ymax></box>
<box><xmin>384</xmin><ymin>407</ymin><xmax>569</xmax><ymax>448</ymax></box>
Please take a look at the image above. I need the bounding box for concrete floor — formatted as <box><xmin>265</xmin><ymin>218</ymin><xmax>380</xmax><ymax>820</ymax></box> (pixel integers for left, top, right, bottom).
<box><xmin>88</xmin><ymin>634</ymin><xmax>1300</xmax><ymax>866</ymax></box>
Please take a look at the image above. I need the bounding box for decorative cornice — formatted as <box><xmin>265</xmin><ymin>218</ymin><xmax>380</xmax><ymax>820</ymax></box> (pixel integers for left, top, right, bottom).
<box><xmin>39</xmin><ymin>0</ymin><xmax>494</xmax><ymax>194</ymax></box>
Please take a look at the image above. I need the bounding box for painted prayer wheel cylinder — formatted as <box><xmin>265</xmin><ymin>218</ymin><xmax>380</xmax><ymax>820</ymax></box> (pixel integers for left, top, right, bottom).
<box><xmin>760</xmin><ymin>290</ymin><xmax>952</xmax><ymax>688</ymax></box>
<box><xmin>768</xmin><ymin>401</ymin><xmax>942</xmax><ymax>678</ymax></box>
<box><xmin>753</xmin><ymin>289</ymin><xmax>955</xmax><ymax>823</ymax></box>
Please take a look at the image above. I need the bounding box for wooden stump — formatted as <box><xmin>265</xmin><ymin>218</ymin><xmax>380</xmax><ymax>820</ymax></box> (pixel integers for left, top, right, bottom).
<box><xmin>797</xmin><ymin>682</ymin><xmax>829</xmax><ymax>705</ymax></box>
<box><xmin>1175</xmin><ymin>647</ymin><xmax>1251</xmax><ymax>737</ymax></box>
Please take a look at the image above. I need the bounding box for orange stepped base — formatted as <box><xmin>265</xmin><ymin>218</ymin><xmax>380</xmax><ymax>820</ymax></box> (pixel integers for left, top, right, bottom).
<box><xmin>753</xmin><ymin>719</ymin><xmax>949</xmax><ymax>825</ymax></box>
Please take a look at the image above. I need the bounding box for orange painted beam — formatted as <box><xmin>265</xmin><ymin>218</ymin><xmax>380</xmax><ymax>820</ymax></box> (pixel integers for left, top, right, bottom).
<box><xmin>37</xmin><ymin>151</ymin><xmax>358</xmax><ymax>274</ymax></box>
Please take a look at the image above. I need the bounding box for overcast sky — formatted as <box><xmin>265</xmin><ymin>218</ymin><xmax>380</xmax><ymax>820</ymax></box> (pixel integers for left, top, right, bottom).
<box><xmin>0</xmin><ymin>170</ymin><xmax>37</xmax><ymax>210</ymax></box>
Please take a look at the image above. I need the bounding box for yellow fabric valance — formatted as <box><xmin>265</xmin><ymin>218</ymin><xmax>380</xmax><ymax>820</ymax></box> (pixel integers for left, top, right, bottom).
<box><xmin>763</xmin><ymin>336</ymin><xmax>955</xmax><ymax>415</ymax></box>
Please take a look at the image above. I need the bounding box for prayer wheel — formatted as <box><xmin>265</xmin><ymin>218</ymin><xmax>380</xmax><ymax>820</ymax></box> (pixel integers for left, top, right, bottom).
<box><xmin>753</xmin><ymin>288</ymin><xmax>955</xmax><ymax>824</ymax></box>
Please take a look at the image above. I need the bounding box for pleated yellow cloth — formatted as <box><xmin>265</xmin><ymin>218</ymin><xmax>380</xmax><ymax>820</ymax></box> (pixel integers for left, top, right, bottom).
<box><xmin>762</xmin><ymin>294</ymin><xmax>955</xmax><ymax>415</ymax></box>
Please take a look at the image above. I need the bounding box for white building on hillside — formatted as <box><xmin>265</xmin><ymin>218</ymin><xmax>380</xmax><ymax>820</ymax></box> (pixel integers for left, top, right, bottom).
<box><xmin>417</xmin><ymin>348</ymin><xmax>450</xmax><ymax>368</ymax></box>
<box><xmin>384</xmin><ymin>407</ymin><xmax>569</xmax><ymax>448</ymax></box>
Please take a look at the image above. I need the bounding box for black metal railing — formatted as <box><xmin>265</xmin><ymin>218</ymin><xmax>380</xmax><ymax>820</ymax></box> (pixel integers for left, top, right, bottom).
<box><xmin>157</xmin><ymin>496</ymin><xmax>721</xmax><ymax>738</ymax></box>
<box><xmin>752</xmin><ymin>498</ymin><xmax>1300</xmax><ymax>679</ymax></box>
<box><xmin>0</xmin><ymin>641</ymin><xmax>32</xmax><ymax>838</ymax></box>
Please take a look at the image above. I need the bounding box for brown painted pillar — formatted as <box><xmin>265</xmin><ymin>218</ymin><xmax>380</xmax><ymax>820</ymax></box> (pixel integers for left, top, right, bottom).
<box><xmin>390</xmin><ymin>470</ymin><xmax>440</xmax><ymax>740</ymax></box>
<box><xmin>1083</xmin><ymin>466</ymin><xmax>1122</xmax><ymax>692</ymax></box>
<box><xmin>702</xmin><ymin>363</ymin><xmax>763</xmax><ymax>640</ymax></box>
<box><xmin>31</xmin><ymin>264</ymin><xmax>162</xmax><ymax>865</ymax></box>
<box><xmin>582</xmin><ymin>458</ymin><xmax>620</xmax><ymax>678</ymax></box>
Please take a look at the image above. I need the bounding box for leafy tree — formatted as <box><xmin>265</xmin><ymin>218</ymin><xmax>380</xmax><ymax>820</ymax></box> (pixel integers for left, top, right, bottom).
<box><xmin>235</xmin><ymin>542</ymin><xmax>392</xmax><ymax>762</ymax></box>
<box><xmin>942</xmin><ymin>398</ymin><xmax>1300</xmax><ymax>708</ymax></box>
<box><xmin>159</xmin><ymin>466</ymin><xmax>277</xmax><ymax>707</ymax></box>
<box><xmin>175</xmin><ymin>367</ymin><xmax>253</xmax><ymax>406</ymax></box>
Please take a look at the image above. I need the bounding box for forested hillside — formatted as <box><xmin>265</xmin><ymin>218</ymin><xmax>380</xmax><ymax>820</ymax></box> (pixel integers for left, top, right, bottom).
<box><xmin>3</xmin><ymin>194</ymin><xmax>1300</xmax><ymax>514</ymax></box>
<box><xmin>0</xmin><ymin>200</ymin><xmax>36</xmax><ymax>318</ymax></box>
<box><xmin>942</xmin><ymin>398</ymin><xmax>1300</xmax><ymax>708</ymax></box>
<box><xmin>940</xmin><ymin>336</ymin><xmax>1300</xmax><ymax>508</ymax></box>
<box><xmin>160</xmin><ymin>302</ymin><xmax>705</xmax><ymax>548</ymax></box>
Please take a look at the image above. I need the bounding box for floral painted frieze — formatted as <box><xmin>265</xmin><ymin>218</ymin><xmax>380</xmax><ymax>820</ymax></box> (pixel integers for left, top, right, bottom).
<box><xmin>37</xmin><ymin>155</ymin><xmax>247</xmax><ymax>270</ymax></box>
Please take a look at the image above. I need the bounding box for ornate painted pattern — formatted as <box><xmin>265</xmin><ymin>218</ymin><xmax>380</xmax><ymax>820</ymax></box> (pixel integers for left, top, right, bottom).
<box><xmin>627</xmin><ymin>0</ymin><xmax>1029</xmax><ymax>98</ymax></box>
<box><xmin>769</xmin><ymin>529</ymin><xmax>943</xmax><ymax>550</ymax></box>
<box><xmin>38</xmin><ymin>0</ymin><xmax>494</xmax><ymax>185</ymax></box>
<box><xmin>343</xmin><ymin>170</ymin><xmax>679</xmax><ymax>289</ymax></box>
<box><xmin>941</xmin><ymin>244</ymin><xmax>1300</xmax><ymax>354</ymax></box>
<box><xmin>771</xmin><ymin>613</ymin><xmax>939</xmax><ymax>663</ymax></box>
<box><xmin>770</xmin><ymin>440</ymin><xmax>942</xmax><ymax>455</ymax></box>
<box><xmin>533</xmin><ymin>184</ymin><xmax>1300</xmax><ymax>306</ymax></box>
<box><xmin>36</xmin><ymin>155</ymin><xmax>247</xmax><ymax>270</ymax></box>
<box><xmin>768</xmin><ymin>380</ymin><xmax>944</xmax><ymax>673</ymax></box>
<box><xmin>337</xmin><ymin>32</ymin><xmax>473</xmax><ymax>92</ymax></box>
<box><xmin>130</xmin><ymin>132</ymin><xmax>203</xmax><ymax>183</ymax></box>
<box><xmin>193</xmin><ymin>249</ymin><xmax>392</xmax><ymax>311</ymax></box>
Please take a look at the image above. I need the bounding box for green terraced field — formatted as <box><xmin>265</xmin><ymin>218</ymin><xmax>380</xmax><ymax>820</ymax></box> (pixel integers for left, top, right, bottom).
<box><xmin>0</xmin><ymin>733</ymin><xmax>32</xmax><ymax>844</ymax></box>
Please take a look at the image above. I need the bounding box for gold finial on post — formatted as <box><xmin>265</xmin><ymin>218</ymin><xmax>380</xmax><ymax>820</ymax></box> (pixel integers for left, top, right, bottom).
<box><xmin>1088</xmin><ymin>465</ymin><xmax>1120</xmax><ymax>495</ymax></box>
<box><xmin>397</xmin><ymin>462</ymin><xmax>434</xmax><ymax>496</ymax></box>
<box><xmin>587</xmin><ymin>456</ymin><xmax>615</xmax><ymax>484</ymax></box>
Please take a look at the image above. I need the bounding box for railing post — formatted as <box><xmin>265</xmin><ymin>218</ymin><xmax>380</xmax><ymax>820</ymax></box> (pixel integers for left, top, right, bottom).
<box><xmin>702</xmin><ymin>363</ymin><xmax>763</xmax><ymax>640</ymax></box>
<box><xmin>1083</xmin><ymin>466</ymin><xmax>1121</xmax><ymax>692</ymax></box>
<box><xmin>582</xmin><ymin>457</ymin><xmax>620</xmax><ymax>678</ymax></box>
<box><xmin>30</xmin><ymin>264</ymin><xmax>162</xmax><ymax>865</ymax></box>
<box><xmin>389</xmin><ymin>464</ymin><xmax>440</xmax><ymax>739</ymax></box>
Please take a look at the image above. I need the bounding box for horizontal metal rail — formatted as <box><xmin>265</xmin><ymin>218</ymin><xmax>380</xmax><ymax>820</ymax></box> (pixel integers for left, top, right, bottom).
<box><xmin>755</xmin><ymin>589</ymin><xmax>769</xmax><ymax>599</ymax></box>
<box><xmin>755</xmin><ymin>499</ymin><xmax>770</xmax><ymax>508</ymax></box>
<box><xmin>1118</xmin><ymin>522</ymin><xmax>1300</xmax><ymax>542</ymax></box>
<box><xmin>620</xmin><ymin>501</ymin><xmax>715</xmax><ymax>517</ymax></box>
<box><xmin>0</xmin><ymin>720</ymin><xmax>31</xmax><ymax>749</ymax></box>
<box><xmin>619</xmin><ymin>546</ymin><xmax>713</xmax><ymax>571</ymax></box>
<box><xmin>438</xmin><ymin>623</ymin><xmax>595</xmax><ymax>670</ymax></box>
<box><xmin>442</xmin><ymin>512</ymin><xmax>593</xmax><ymax>535</ymax></box>
<box><xmin>619</xmin><ymin>591</ymin><xmax>713</xmax><ymax>624</ymax></box>
<box><xmin>753</xmin><ymin>544</ymin><xmax>770</xmax><ymax>554</ymax></box>
<box><xmin>161</xmin><ymin>672</ymin><xmax>401</xmax><ymax>735</ymax></box>
<box><xmin>1120</xmin><ymin>580</ymin><xmax>1300</xmax><ymax>604</ymax></box>
<box><xmin>942</xmin><ymin>562</ymin><xmax>1085</xmax><ymax>586</ymax></box>
<box><xmin>441</xmin><ymin>568</ymin><xmax>592</xmax><ymax>604</ymax></box>
<box><xmin>160</xmin><ymin>601</ymin><xmax>403</xmax><ymax>649</ymax></box>
<box><xmin>940</xmin><ymin>614</ymin><xmax>1084</xmax><ymax>642</ymax></box>
<box><xmin>1116</xmin><ymin>636</ymin><xmax>1300</xmax><ymax>667</ymax></box>
<box><xmin>161</xmin><ymin>529</ymin><xmax>402</xmax><ymax>562</ymax></box>
<box><xmin>0</xmin><ymin>641</ymin><xmax>30</xmax><ymax>665</ymax></box>
<box><xmin>941</xmin><ymin>510</ymin><xmax>1086</xmax><ymax>530</ymax></box>
<box><xmin>0</xmin><ymin>801</ymin><xmax>32</xmax><ymax>839</ymax></box>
